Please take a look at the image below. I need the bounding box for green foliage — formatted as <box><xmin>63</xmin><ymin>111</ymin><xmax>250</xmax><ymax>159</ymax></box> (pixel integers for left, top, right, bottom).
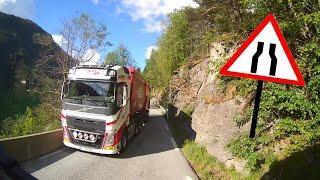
<box><xmin>143</xmin><ymin>7</ymin><xmax>211</xmax><ymax>89</ymax></box>
<box><xmin>0</xmin><ymin>83</ymin><xmax>39</xmax><ymax>121</ymax></box>
<box><xmin>0</xmin><ymin>103</ymin><xmax>60</xmax><ymax>138</ymax></box>
<box><xmin>228</xmin><ymin>133</ymin><xmax>274</xmax><ymax>171</ymax></box>
<box><xmin>246</xmin><ymin>153</ymin><xmax>265</xmax><ymax>172</ymax></box>
<box><xmin>183</xmin><ymin>140</ymin><xmax>241</xmax><ymax>180</ymax></box>
<box><xmin>104</xmin><ymin>44</ymin><xmax>136</xmax><ymax>67</ymax></box>
<box><xmin>181</xmin><ymin>105</ymin><xmax>195</xmax><ymax>117</ymax></box>
<box><xmin>233</xmin><ymin>108</ymin><xmax>252</xmax><ymax>127</ymax></box>
<box><xmin>273</xmin><ymin>118</ymin><xmax>302</xmax><ymax>138</ymax></box>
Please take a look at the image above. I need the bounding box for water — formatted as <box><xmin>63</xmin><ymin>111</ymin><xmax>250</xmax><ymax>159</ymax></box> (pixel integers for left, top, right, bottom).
<box><xmin>0</xmin><ymin>83</ymin><xmax>39</xmax><ymax>121</ymax></box>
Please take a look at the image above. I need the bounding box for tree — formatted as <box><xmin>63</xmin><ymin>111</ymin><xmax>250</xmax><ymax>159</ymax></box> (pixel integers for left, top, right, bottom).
<box><xmin>143</xmin><ymin>8</ymin><xmax>199</xmax><ymax>89</ymax></box>
<box><xmin>60</xmin><ymin>13</ymin><xmax>110</xmax><ymax>67</ymax></box>
<box><xmin>104</xmin><ymin>44</ymin><xmax>136</xmax><ymax>67</ymax></box>
<box><xmin>29</xmin><ymin>12</ymin><xmax>111</xmax><ymax>104</ymax></box>
<box><xmin>35</xmin><ymin>13</ymin><xmax>110</xmax><ymax>83</ymax></box>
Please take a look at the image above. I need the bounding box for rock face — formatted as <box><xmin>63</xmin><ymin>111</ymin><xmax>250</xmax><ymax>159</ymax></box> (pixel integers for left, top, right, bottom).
<box><xmin>168</xmin><ymin>43</ymin><xmax>250</xmax><ymax>171</ymax></box>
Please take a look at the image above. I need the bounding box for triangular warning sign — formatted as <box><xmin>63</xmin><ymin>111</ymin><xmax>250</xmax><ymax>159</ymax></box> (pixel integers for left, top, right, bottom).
<box><xmin>220</xmin><ymin>14</ymin><xmax>305</xmax><ymax>86</ymax></box>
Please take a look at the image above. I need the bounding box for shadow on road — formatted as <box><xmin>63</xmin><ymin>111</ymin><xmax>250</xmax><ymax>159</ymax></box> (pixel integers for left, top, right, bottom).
<box><xmin>262</xmin><ymin>144</ymin><xmax>320</xmax><ymax>180</ymax></box>
<box><xmin>166</xmin><ymin>104</ymin><xmax>196</xmax><ymax>147</ymax></box>
<box><xmin>82</xmin><ymin>109</ymin><xmax>176</xmax><ymax>159</ymax></box>
<box><xmin>21</xmin><ymin>147</ymin><xmax>76</xmax><ymax>174</ymax></box>
<box><xmin>118</xmin><ymin>112</ymin><xmax>174</xmax><ymax>158</ymax></box>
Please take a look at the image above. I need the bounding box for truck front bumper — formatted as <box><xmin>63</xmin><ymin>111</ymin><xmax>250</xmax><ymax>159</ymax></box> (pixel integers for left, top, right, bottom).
<box><xmin>63</xmin><ymin>138</ymin><xmax>119</xmax><ymax>154</ymax></box>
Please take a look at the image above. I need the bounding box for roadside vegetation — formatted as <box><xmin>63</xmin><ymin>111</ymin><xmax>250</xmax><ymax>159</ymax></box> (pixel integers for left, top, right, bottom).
<box><xmin>0</xmin><ymin>66</ymin><xmax>62</xmax><ymax>138</ymax></box>
<box><xmin>144</xmin><ymin>0</ymin><xmax>320</xmax><ymax>179</ymax></box>
<box><xmin>183</xmin><ymin>140</ymin><xmax>242</xmax><ymax>180</ymax></box>
<box><xmin>0</xmin><ymin>104</ymin><xmax>60</xmax><ymax>139</ymax></box>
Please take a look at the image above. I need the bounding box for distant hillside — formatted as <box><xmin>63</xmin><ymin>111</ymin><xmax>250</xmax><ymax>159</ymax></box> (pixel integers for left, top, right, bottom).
<box><xmin>0</xmin><ymin>12</ymin><xmax>65</xmax><ymax>86</ymax></box>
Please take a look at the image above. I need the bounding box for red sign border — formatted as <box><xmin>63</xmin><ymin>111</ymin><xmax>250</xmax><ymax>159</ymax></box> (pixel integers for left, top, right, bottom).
<box><xmin>219</xmin><ymin>14</ymin><xmax>305</xmax><ymax>86</ymax></box>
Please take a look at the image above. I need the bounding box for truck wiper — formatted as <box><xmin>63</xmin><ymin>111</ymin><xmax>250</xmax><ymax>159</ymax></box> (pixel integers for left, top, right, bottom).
<box><xmin>66</xmin><ymin>96</ymin><xmax>83</xmax><ymax>104</ymax></box>
<box><xmin>81</xmin><ymin>96</ymin><xmax>112</xmax><ymax>103</ymax></box>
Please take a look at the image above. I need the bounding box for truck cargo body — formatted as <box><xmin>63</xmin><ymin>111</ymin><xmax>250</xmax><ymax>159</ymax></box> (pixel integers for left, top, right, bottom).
<box><xmin>129</xmin><ymin>67</ymin><xmax>150</xmax><ymax>116</ymax></box>
<box><xmin>60</xmin><ymin>65</ymin><xmax>150</xmax><ymax>154</ymax></box>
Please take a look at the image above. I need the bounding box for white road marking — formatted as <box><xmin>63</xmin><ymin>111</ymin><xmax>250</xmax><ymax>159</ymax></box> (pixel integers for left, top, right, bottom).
<box><xmin>170</xmin><ymin>137</ymin><xmax>179</xmax><ymax>150</ymax></box>
<box><xmin>165</xmin><ymin>124</ymin><xmax>169</xmax><ymax>131</ymax></box>
<box><xmin>160</xmin><ymin>111</ymin><xmax>180</xmax><ymax>151</ymax></box>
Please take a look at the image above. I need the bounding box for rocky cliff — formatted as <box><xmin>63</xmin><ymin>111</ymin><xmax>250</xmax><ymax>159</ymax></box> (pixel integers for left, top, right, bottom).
<box><xmin>165</xmin><ymin>43</ymin><xmax>250</xmax><ymax>171</ymax></box>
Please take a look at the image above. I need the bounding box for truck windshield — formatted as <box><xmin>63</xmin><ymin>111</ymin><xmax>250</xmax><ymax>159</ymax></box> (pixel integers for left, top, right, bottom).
<box><xmin>63</xmin><ymin>81</ymin><xmax>115</xmax><ymax>103</ymax></box>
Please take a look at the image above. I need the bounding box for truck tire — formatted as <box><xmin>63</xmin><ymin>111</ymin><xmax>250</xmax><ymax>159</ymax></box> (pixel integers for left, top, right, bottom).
<box><xmin>143</xmin><ymin>111</ymin><xmax>149</xmax><ymax>124</ymax></box>
<box><xmin>135</xmin><ymin>122</ymin><xmax>139</xmax><ymax>135</ymax></box>
<box><xmin>138</xmin><ymin>120</ymin><xmax>143</xmax><ymax>132</ymax></box>
<box><xmin>135</xmin><ymin>118</ymin><xmax>143</xmax><ymax>136</ymax></box>
<box><xmin>119</xmin><ymin>130</ymin><xmax>128</xmax><ymax>153</ymax></box>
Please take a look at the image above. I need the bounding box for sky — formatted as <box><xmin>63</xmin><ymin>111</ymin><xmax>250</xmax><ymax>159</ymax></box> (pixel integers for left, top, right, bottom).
<box><xmin>0</xmin><ymin>0</ymin><xmax>198</xmax><ymax>69</ymax></box>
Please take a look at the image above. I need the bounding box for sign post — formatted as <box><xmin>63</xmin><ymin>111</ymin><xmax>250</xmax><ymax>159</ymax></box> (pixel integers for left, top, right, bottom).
<box><xmin>220</xmin><ymin>14</ymin><xmax>305</xmax><ymax>138</ymax></box>
<box><xmin>249</xmin><ymin>80</ymin><xmax>263</xmax><ymax>138</ymax></box>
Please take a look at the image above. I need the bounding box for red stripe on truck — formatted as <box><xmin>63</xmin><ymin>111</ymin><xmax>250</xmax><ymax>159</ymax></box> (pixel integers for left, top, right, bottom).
<box><xmin>106</xmin><ymin>120</ymin><xmax>117</xmax><ymax>125</ymax></box>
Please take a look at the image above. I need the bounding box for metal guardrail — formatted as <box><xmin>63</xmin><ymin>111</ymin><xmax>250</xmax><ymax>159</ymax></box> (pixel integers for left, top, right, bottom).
<box><xmin>0</xmin><ymin>129</ymin><xmax>63</xmax><ymax>161</ymax></box>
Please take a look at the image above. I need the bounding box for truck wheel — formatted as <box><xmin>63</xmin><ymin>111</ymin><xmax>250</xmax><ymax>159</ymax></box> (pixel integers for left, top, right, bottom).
<box><xmin>138</xmin><ymin>120</ymin><xmax>143</xmax><ymax>132</ymax></box>
<box><xmin>135</xmin><ymin>123</ymin><xmax>139</xmax><ymax>135</ymax></box>
<box><xmin>135</xmin><ymin>120</ymin><xmax>142</xmax><ymax>135</ymax></box>
<box><xmin>143</xmin><ymin>113</ymin><xmax>149</xmax><ymax>124</ymax></box>
<box><xmin>119</xmin><ymin>130</ymin><xmax>127</xmax><ymax>153</ymax></box>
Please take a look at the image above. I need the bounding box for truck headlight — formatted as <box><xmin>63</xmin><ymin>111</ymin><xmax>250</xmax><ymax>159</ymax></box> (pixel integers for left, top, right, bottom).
<box><xmin>90</xmin><ymin>134</ymin><xmax>96</xmax><ymax>142</ymax></box>
<box><xmin>78</xmin><ymin>132</ymin><xmax>83</xmax><ymax>139</ymax></box>
<box><xmin>84</xmin><ymin>133</ymin><xmax>89</xmax><ymax>140</ymax></box>
<box><xmin>72</xmin><ymin>131</ymin><xmax>78</xmax><ymax>138</ymax></box>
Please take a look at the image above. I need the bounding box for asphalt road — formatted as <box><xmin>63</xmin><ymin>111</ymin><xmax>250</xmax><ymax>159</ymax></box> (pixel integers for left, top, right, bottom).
<box><xmin>18</xmin><ymin>108</ymin><xmax>198</xmax><ymax>180</ymax></box>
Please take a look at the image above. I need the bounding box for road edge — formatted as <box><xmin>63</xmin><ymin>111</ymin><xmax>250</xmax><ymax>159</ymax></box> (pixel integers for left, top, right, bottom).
<box><xmin>158</xmin><ymin>105</ymin><xmax>200</xmax><ymax>180</ymax></box>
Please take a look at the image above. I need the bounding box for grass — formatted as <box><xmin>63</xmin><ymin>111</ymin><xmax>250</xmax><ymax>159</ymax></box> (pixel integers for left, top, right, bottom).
<box><xmin>183</xmin><ymin>140</ymin><xmax>241</xmax><ymax>180</ymax></box>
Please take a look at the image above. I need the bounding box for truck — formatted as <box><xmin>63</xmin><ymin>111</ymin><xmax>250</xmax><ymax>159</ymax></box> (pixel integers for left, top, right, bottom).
<box><xmin>60</xmin><ymin>65</ymin><xmax>150</xmax><ymax>154</ymax></box>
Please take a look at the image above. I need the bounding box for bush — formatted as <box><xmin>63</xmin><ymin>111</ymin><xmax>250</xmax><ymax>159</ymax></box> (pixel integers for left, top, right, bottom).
<box><xmin>181</xmin><ymin>105</ymin><xmax>195</xmax><ymax>117</ymax></box>
<box><xmin>227</xmin><ymin>133</ymin><xmax>273</xmax><ymax>171</ymax></box>
<box><xmin>0</xmin><ymin>103</ymin><xmax>60</xmax><ymax>138</ymax></box>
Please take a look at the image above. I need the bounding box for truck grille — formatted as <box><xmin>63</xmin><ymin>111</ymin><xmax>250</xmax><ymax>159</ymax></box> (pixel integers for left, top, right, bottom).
<box><xmin>67</xmin><ymin>117</ymin><xmax>105</xmax><ymax>133</ymax></box>
<box><xmin>66</xmin><ymin>117</ymin><xmax>105</xmax><ymax>148</ymax></box>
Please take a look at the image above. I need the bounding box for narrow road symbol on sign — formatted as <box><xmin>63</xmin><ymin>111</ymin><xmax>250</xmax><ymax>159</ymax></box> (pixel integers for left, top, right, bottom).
<box><xmin>220</xmin><ymin>14</ymin><xmax>304</xmax><ymax>86</ymax></box>
<box><xmin>250</xmin><ymin>42</ymin><xmax>277</xmax><ymax>76</ymax></box>
<box><xmin>219</xmin><ymin>14</ymin><xmax>305</xmax><ymax>138</ymax></box>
